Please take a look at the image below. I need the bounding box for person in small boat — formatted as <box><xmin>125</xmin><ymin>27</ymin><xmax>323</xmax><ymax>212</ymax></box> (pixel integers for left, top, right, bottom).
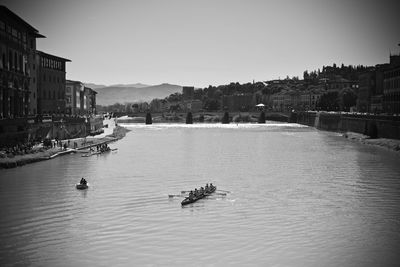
<box><xmin>188</xmin><ymin>190</ymin><xmax>194</xmax><ymax>200</ymax></box>
<box><xmin>80</xmin><ymin>178</ymin><xmax>87</xmax><ymax>185</ymax></box>
<box><xmin>205</xmin><ymin>183</ymin><xmax>209</xmax><ymax>191</ymax></box>
<box><xmin>194</xmin><ymin>188</ymin><xmax>199</xmax><ymax>197</ymax></box>
<box><xmin>210</xmin><ymin>183</ymin><xmax>214</xmax><ymax>190</ymax></box>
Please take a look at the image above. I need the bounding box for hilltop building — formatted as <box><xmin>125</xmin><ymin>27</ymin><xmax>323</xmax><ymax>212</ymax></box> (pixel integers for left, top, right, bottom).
<box><xmin>325</xmin><ymin>76</ymin><xmax>358</xmax><ymax>92</ymax></box>
<box><xmin>222</xmin><ymin>94</ymin><xmax>254</xmax><ymax>111</ymax></box>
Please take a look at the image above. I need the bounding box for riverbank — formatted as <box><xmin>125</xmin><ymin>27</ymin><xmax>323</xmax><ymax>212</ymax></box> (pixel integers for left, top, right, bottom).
<box><xmin>0</xmin><ymin>119</ymin><xmax>130</xmax><ymax>169</ymax></box>
<box><xmin>343</xmin><ymin>132</ymin><xmax>400</xmax><ymax>153</ymax></box>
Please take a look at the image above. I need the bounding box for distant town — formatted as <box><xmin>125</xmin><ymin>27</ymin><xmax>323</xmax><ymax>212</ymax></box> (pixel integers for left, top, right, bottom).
<box><xmin>1</xmin><ymin>5</ymin><xmax>400</xmax><ymax>148</ymax></box>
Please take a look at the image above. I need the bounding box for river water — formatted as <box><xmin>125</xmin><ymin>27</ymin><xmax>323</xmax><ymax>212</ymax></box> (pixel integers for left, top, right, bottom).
<box><xmin>1</xmin><ymin>122</ymin><xmax>400</xmax><ymax>266</ymax></box>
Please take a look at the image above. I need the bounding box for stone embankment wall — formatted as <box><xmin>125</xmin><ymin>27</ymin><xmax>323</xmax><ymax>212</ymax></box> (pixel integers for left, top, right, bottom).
<box><xmin>297</xmin><ymin>112</ymin><xmax>400</xmax><ymax>140</ymax></box>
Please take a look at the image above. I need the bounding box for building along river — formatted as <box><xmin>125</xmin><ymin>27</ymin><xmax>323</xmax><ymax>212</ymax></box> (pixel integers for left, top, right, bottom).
<box><xmin>1</xmin><ymin>122</ymin><xmax>400</xmax><ymax>266</ymax></box>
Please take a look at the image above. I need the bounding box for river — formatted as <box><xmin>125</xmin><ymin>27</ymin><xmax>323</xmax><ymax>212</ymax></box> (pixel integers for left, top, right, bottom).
<box><xmin>1</xmin><ymin>122</ymin><xmax>400</xmax><ymax>266</ymax></box>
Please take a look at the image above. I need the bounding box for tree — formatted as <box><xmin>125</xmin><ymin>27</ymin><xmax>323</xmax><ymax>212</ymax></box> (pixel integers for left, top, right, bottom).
<box><xmin>166</xmin><ymin>92</ymin><xmax>183</xmax><ymax>102</ymax></box>
<box><xmin>193</xmin><ymin>89</ymin><xmax>203</xmax><ymax>100</ymax></box>
<box><xmin>203</xmin><ymin>99</ymin><xmax>220</xmax><ymax>111</ymax></box>
<box><xmin>339</xmin><ymin>88</ymin><xmax>357</xmax><ymax>111</ymax></box>
<box><xmin>317</xmin><ymin>92</ymin><xmax>339</xmax><ymax>111</ymax></box>
<box><xmin>303</xmin><ymin>70</ymin><xmax>309</xmax><ymax>80</ymax></box>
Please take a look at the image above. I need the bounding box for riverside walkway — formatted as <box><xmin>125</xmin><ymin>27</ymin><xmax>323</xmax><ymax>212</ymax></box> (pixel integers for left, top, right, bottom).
<box><xmin>0</xmin><ymin>119</ymin><xmax>126</xmax><ymax>169</ymax></box>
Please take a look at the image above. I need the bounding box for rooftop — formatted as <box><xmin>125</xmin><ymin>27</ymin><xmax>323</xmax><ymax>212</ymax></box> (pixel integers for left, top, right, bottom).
<box><xmin>0</xmin><ymin>5</ymin><xmax>45</xmax><ymax>38</ymax></box>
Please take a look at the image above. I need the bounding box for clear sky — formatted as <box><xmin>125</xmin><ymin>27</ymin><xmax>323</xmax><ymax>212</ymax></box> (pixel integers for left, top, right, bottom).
<box><xmin>1</xmin><ymin>0</ymin><xmax>399</xmax><ymax>88</ymax></box>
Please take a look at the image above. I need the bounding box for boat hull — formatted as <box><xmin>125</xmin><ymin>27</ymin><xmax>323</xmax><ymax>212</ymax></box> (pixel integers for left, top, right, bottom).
<box><xmin>181</xmin><ymin>186</ymin><xmax>216</xmax><ymax>206</ymax></box>
<box><xmin>76</xmin><ymin>183</ymin><xmax>88</xmax><ymax>190</ymax></box>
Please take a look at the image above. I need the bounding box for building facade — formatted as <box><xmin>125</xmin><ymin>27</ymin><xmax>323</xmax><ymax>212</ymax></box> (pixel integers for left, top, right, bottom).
<box><xmin>36</xmin><ymin>51</ymin><xmax>70</xmax><ymax>115</ymax></box>
<box><xmin>222</xmin><ymin>93</ymin><xmax>254</xmax><ymax>111</ymax></box>
<box><xmin>0</xmin><ymin>5</ymin><xmax>44</xmax><ymax>119</ymax></box>
<box><xmin>84</xmin><ymin>87</ymin><xmax>97</xmax><ymax>115</ymax></box>
<box><xmin>66</xmin><ymin>80</ymin><xmax>84</xmax><ymax>115</ymax></box>
<box><xmin>357</xmin><ymin>70</ymin><xmax>375</xmax><ymax>112</ymax></box>
<box><xmin>383</xmin><ymin>55</ymin><xmax>400</xmax><ymax>114</ymax></box>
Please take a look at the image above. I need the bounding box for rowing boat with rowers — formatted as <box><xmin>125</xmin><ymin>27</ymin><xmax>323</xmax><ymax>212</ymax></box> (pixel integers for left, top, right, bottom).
<box><xmin>181</xmin><ymin>186</ymin><xmax>216</xmax><ymax>206</ymax></box>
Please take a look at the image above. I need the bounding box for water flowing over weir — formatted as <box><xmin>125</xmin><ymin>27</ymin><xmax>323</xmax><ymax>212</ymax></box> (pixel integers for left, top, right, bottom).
<box><xmin>1</xmin><ymin>122</ymin><xmax>400</xmax><ymax>266</ymax></box>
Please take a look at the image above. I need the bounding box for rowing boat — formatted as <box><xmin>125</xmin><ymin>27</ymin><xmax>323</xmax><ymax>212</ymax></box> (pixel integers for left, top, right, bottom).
<box><xmin>181</xmin><ymin>186</ymin><xmax>216</xmax><ymax>206</ymax></box>
<box><xmin>76</xmin><ymin>183</ymin><xmax>89</xmax><ymax>190</ymax></box>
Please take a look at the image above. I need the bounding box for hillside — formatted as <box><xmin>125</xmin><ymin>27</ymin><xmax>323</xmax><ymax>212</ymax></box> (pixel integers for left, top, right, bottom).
<box><xmin>93</xmin><ymin>83</ymin><xmax>182</xmax><ymax>106</ymax></box>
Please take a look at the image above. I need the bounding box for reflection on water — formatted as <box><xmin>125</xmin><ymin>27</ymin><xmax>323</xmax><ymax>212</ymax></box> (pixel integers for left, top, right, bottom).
<box><xmin>1</xmin><ymin>123</ymin><xmax>400</xmax><ymax>266</ymax></box>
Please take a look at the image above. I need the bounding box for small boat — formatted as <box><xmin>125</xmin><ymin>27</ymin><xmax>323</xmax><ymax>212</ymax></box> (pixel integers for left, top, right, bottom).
<box><xmin>76</xmin><ymin>183</ymin><xmax>89</xmax><ymax>190</ymax></box>
<box><xmin>181</xmin><ymin>186</ymin><xmax>216</xmax><ymax>206</ymax></box>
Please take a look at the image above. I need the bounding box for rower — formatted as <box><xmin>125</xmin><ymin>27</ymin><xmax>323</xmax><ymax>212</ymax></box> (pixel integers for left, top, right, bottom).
<box><xmin>210</xmin><ymin>183</ymin><xmax>214</xmax><ymax>190</ymax></box>
<box><xmin>189</xmin><ymin>190</ymin><xmax>194</xmax><ymax>200</ymax></box>
<box><xmin>194</xmin><ymin>188</ymin><xmax>199</xmax><ymax>197</ymax></box>
<box><xmin>80</xmin><ymin>177</ymin><xmax>84</xmax><ymax>184</ymax></box>
<box><xmin>200</xmin><ymin>187</ymin><xmax>204</xmax><ymax>195</ymax></box>
<box><xmin>205</xmin><ymin>183</ymin><xmax>209</xmax><ymax>191</ymax></box>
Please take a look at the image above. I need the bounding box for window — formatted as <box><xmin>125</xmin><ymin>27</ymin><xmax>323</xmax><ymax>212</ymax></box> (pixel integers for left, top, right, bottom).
<box><xmin>11</xmin><ymin>27</ymin><xmax>18</xmax><ymax>38</ymax></box>
<box><xmin>19</xmin><ymin>54</ymin><xmax>22</xmax><ymax>71</ymax></box>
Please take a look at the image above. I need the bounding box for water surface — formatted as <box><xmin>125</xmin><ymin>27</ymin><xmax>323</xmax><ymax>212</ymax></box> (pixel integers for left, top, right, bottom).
<box><xmin>1</xmin><ymin>123</ymin><xmax>400</xmax><ymax>266</ymax></box>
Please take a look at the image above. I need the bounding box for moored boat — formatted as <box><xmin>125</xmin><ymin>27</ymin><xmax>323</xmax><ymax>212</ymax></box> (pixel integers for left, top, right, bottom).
<box><xmin>181</xmin><ymin>186</ymin><xmax>216</xmax><ymax>206</ymax></box>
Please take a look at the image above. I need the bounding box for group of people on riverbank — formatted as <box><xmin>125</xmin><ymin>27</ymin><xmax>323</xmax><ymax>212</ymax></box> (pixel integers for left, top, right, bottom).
<box><xmin>0</xmin><ymin>140</ymin><xmax>42</xmax><ymax>158</ymax></box>
<box><xmin>188</xmin><ymin>183</ymin><xmax>215</xmax><ymax>200</ymax></box>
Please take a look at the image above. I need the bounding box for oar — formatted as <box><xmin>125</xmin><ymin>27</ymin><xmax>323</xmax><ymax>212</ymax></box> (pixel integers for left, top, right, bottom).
<box><xmin>168</xmin><ymin>194</ymin><xmax>186</xmax><ymax>198</ymax></box>
<box><xmin>215</xmin><ymin>193</ymin><xmax>227</xmax><ymax>196</ymax></box>
<box><xmin>217</xmin><ymin>189</ymin><xmax>230</xmax><ymax>193</ymax></box>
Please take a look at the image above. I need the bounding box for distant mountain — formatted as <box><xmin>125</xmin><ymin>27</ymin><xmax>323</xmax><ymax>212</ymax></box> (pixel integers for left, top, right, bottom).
<box><xmin>94</xmin><ymin>83</ymin><xmax>182</xmax><ymax>106</ymax></box>
<box><xmin>109</xmin><ymin>83</ymin><xmax>150</xmax><ymax>88</ymax></box>
<box><xmin>85</xmin><ymin>82</ymin><xmax>150</xmax><ymax>89</ymax></box>
<box><xmin>84</xmin><ymin>83</ymin><xmax>107</xmax><ymax>90</ymax></box>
